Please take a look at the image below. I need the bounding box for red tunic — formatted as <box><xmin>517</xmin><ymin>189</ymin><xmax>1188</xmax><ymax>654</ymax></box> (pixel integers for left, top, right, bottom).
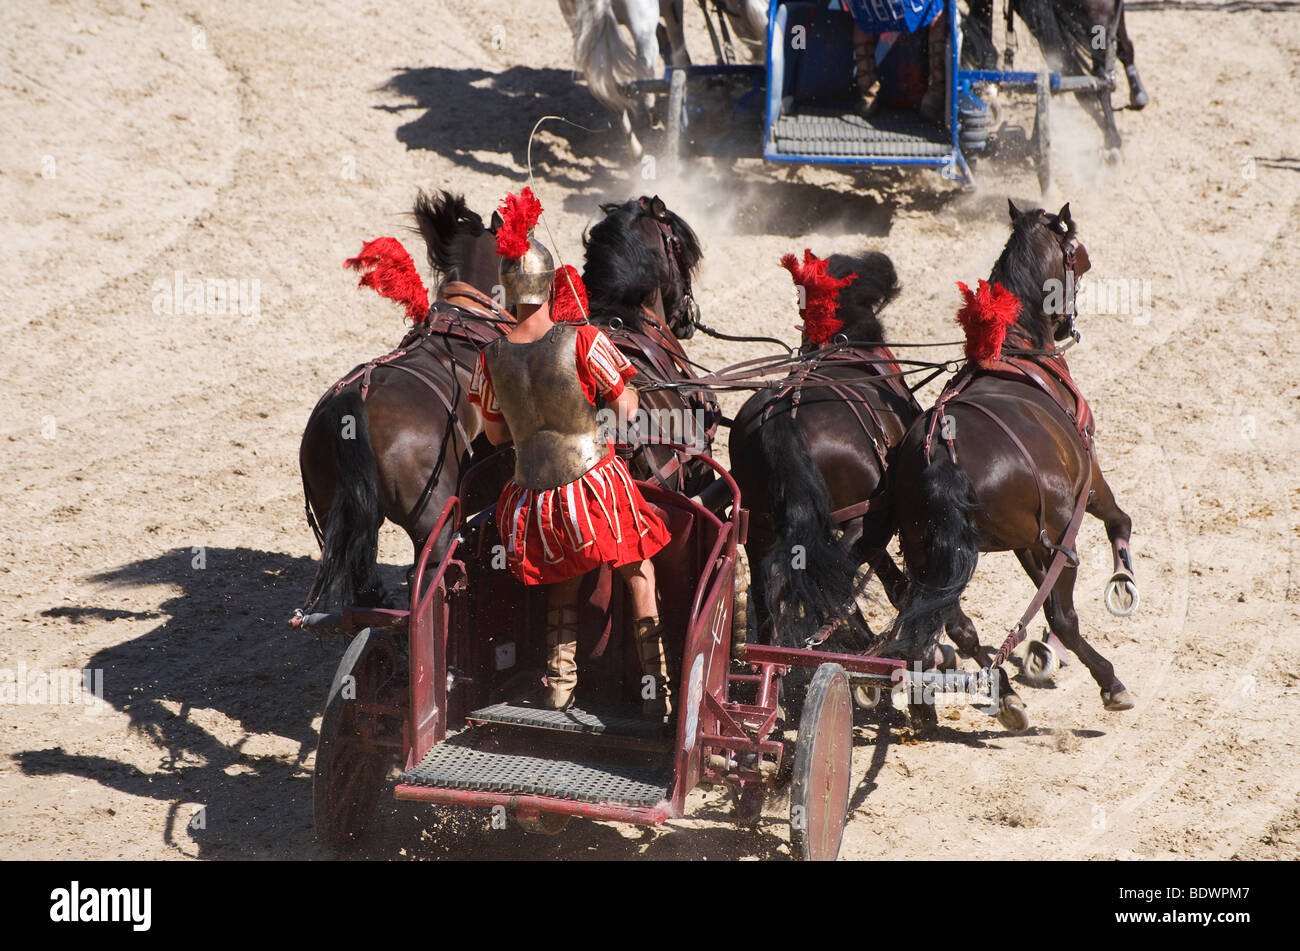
<box><xmin>468</xmin><ymin>323</ymin><xmax>671</xmax><ymax>586</ymax></box>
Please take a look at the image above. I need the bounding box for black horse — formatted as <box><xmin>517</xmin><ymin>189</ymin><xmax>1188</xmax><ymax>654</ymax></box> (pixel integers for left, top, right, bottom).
<box><xmin>299</xmin><ymin>191</ymin><xmax>505</xmax><ymax>612</ymax></box>
<box><xmin>584</xmin><ymin>196</ymin><xmax>718</xmax><ymax>499</ymax></box>
<box><xmin>729</xmin><ymin>251</ymin><xmax>920</xmax><ymax>652</ymax></box>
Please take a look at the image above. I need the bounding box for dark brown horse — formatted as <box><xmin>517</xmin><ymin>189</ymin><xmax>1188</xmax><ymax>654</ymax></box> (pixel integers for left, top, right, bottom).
<box><xmin>299</xmin><ymin>190</ymin><xmax>506</xmax><ymax>612</ymax></box>
<box><xmin>299</xmin><ymin>192</ymin><xmax>713</xmax><ymax>612</ymax></box>
<box><xmin>729</xmin><ymin>252</ymin><xmax>921</xmax><ymax>652</ymax></box>
<box><xmin>889</xmin><ymin>201</ymin><xmax>1137</xmax><ymax>727</ymax></box>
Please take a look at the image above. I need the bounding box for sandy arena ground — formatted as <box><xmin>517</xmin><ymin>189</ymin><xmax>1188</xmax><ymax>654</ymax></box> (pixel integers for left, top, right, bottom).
<box><xmin>1</xmin><ymin>0</ymin><xmax>1298</xmax><ymax>860</ymax></box>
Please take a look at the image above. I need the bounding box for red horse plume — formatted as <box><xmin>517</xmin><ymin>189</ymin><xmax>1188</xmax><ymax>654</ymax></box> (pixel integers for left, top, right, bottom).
<box><xmin>344</xmin><ymin>237</ymin><xmax>429</xmax><ymax>322</ymax></box>
<box><xmin>496</xmin><ymin>187</ymin><xmax>543</xmax><ymax>258</ymax></box>
<box><xmin>780</xmin><ymin>249</ymin><xmax>856</xmax><ymax>346</ymax></box>
<box><xmin>550</xmin><ymin>265</ymin><xmax>588</xmax><ymax>323</ymax></box>
<box><xmin>955</xmin><ymin>279</ymin><xmax>1022</xmax><ymax>366</ymax></box>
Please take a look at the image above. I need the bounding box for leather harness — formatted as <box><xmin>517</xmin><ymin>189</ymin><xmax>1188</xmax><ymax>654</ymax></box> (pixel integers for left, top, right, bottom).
<box><xmin>603</xmin><ymin>303</ymin><xmax>720</xmax><ymax>493</ymax></box>
<box><xmin>761</xmin><ymin>343</ymin><xmax>921</xmax><ymax>525</ymax></box>
<box><xmin>312</xmin><ymin>284</ymin><xmax>513</xmax><ymax>529</ymax></box>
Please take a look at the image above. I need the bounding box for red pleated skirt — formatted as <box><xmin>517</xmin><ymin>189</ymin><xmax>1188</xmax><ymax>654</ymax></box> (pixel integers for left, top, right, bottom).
<box><xmin>495</xmin><ymin>451</ymin><xmax>671</xmax><ymax>586</ymax></box>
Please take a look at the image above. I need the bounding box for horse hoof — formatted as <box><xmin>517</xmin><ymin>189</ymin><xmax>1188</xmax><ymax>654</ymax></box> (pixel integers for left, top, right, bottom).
<box><xmin>852</xmin><ymin>684</ymin><xmax>883</xmax><ymax>710</ymax></box>
<box><xmin>1101</xmin><ymin>687</ymin><xmax>1135</xmax><ymax>711</ymax></box>
<box><xmin>907</xmin><ymin>704</ymin><xmax>939</xmax><ymax>735</ymax></box>
<box><xmin>1105</xmin><ymin>577</ymin><xmax>1140</xmax><ymax>616</ymax></box>
<box><xmin>1103</xmin><ymin>147</ymin><xmax>1123</xmax><ymax>167</ymax></box>
<box><xmin>1130</xmin><ymin>90</ymin><xmax>1149</xmax><ymax>110</ymax></box>
<box><xmin>1022</xmin><ymin>638</ymin><xmax>1060</xmax><ymax>686</ymax></box>
<box><xmin>996</xmin><ymin>695</ymin><xmax>1030</xmax><ymax>732</ymax></box>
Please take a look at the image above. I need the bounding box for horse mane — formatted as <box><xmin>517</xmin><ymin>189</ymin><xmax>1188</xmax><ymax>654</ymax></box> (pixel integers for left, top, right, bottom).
<box><xmin>582</xmin><ymin>200</ymin><xmax>663</xmax><ymax>330</ymax></box>
<box><xmin>411</xmin><ymin>189</ymin><xmax>486</xmax><ymax>283</ymax></box>
<box><xmin>825</xmin><ymin>250</ymin><xmax>899</xmax><ymax>343</ymax></box>
<box><xmin>988</xmin><ymin>208</ymin><xmax>1071</xmax><ymax>344</ymax></box>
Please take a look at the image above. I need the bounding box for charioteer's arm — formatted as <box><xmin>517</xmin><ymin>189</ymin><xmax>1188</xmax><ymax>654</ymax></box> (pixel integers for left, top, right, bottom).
<box><xmin>483</xmin><ymin>415</ymin><xmax>512</xmax><ymax>446</ymax></box>
<box><xmin>469</xmin><ymin>351</ymin><xmax>512</xmax><ymax>445</ymax></box>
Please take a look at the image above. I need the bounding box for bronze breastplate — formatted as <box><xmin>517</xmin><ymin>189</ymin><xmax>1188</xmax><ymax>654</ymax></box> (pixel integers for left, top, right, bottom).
<box><xmin>485</xmin><ymin>323</ymin><xmax>606</xmax><ymax>490</ymax></box>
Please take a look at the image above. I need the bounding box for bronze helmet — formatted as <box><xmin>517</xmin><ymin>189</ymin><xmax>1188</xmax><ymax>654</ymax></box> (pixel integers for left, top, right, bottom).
<box><xmin>498</xmin><ymin>231</ymin><xmax>555</xmax><ymax>306</ymax></box>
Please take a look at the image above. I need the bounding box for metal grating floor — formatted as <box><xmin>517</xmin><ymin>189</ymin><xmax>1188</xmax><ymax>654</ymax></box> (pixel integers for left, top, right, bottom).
<box><xmin>468</xmin><ymin>702</ymin><xmax>670</xmax><ymax>741</ymax></box>
<box><xmin>770</xmin><ymin>110</ymin><xmax>951</xmax><ymax>159</ymax></box>
<box><xmin>400</xmin><ymin>740</ymin><xmax>671</xmax><ymax>808</ymax></box>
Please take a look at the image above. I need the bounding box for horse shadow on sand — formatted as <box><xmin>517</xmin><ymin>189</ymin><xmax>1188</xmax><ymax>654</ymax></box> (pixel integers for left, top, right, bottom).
<box><xmin>9</xmin><ymin>547</ymin><xmax>793</xmax><ymax>859</ymax></box>
<box><xmin>379</xmin><ymin>64</ymin><xmax>630</xmax><ymax>196</ymax></box>
<box><xmin>377</xmin><ymin>63</ymin><xmax>974</xmax><ymax>240</ymax></box>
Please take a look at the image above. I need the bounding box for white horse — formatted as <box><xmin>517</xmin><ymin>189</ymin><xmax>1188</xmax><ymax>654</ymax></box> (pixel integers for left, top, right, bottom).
<box><xmin>558</xmin><ymin>0</ymin><xmax>767</xmax><ymax>158</ymax></box>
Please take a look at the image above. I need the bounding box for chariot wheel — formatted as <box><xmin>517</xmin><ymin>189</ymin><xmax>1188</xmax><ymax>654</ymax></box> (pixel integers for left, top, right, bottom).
<box><xmin>664</xmin><ymin>67</ymin><xmax>687</xmax><ymax>175</ymax></box>
<box><xmin>788</xmin><ymin>663</ymin><xmax>853</xmax><ymax>861</ymax></box>
<box><xmin>313</xmin><ymin>628</ymin><xmax>401</xmax><ymax>849</ymax></box>
<box><xmin>852</xmin><ymin>684</ymin><xmax>883</xmax><ymax>710</ymax></box>
<box><xmin>1032</xmin><ymin>70</ymin><xmax>1052</xmax><ymax>195</ymax></box>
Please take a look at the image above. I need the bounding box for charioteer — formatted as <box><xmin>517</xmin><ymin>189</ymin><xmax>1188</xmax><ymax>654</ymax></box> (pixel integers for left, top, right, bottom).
<box><xmin>469</xmin><ymin>188</ymin><xmax>675</xmax><ymax>718</ymax></box>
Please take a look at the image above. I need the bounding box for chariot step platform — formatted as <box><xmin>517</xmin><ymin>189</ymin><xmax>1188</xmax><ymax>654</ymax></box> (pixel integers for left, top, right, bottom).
<box><xmin>397</xmin><ymin>728</ymin><xmax>674</xmax><ymax>814</ymax></box>
<box><xmin>464</xmin><ymin>701</ymin><xmax>674</xmax><ymax>750</ymax></box>
<box><xmin>295</xmin><ymin>448</ymin><xmax>912</xmax><ymax>860</ymax></box>
<box><xmin>768</xmin><ymin>109</ymin><xmax>951</xmax><ymax>161</ymax></box>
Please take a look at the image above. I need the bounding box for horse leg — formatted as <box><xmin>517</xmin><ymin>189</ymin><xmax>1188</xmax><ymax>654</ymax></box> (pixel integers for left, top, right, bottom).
<box><xmin>660</xmin><ymin>0</ymin><xmax>692</xmax><ymax>66</ymax></box>
<box><xmin>1088</xmin><ymin>460</ymin><xmax>1138</xmax><ymax>616</ymax></box>
<box><xmin>945</xmin><ymin>606</ymin><xmax>993</xmax><ymax>668</ymax></box>
<box><xmin>1025</xmin><ymin>551</ymin><xmax>1132</xmax><ymax>711</ymax></box>
<box><xmin>743</xmin><ymin>536</ymin><xmax>776</xmax><ymax>646</ymax></box>
<box><xmin>624</xmin><ymin>0</ymin><xmax>660</xmax><ymax>128</ymax></box>
<box><xmin>1115</xmin><ymin>7</ymin><xmax>1149</xmax><ymax>109</ymax></box>
<box><xmin>1087</xmin><ymin>36</ymin><xmax>1123</xmax><ymax>152</ymax></box>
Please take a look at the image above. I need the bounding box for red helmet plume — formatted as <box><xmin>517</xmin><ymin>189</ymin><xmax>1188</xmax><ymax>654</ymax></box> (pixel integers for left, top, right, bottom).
<box><xmin>495</xmin><ymin>187</ymin><xmax>543</xmax><ymax>259</ymax></box>
<box><xmin>344</xmin><ymin>237</ymin><xmax>429</xmax><ymax>322</ymax></box>
<box><xmin>780</xmin><ymin>249</ymin><xmax>856</xmax><ymax>346</ymax></box>
<box><xmin>955</xmin><ymin>279</ymin><xmax>1023</xmax><ymax>366</ymax></box>
<box><xmin>549</xmin><ymin>265</ymin><xmax>588</xmax><ymax>323</ymax></box>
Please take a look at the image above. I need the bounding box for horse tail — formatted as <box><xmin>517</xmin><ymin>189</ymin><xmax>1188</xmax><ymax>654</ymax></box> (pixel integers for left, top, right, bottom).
<box><xmin>572</xmin><ymin>0</ymin><xmax>637</xmax><ymax>112</ymax></box>
<box><xmin>891</xmin><ymin>456</ymin><xmax>980</xmax><ymax>656</ymax></box>
<box><xmin>757</xmin><ymin>408</ymin><xmax>860</xmax><ymax>647</ymax></box>
<box><xmin>305</xmin><ymin>388</ymin><xmax>385</xmax><ymax>611</ymax></box>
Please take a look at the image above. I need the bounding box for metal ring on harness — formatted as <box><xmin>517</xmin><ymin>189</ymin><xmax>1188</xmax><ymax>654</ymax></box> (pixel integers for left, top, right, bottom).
<box><xmin>1104</xmin><ymin>576</ymin><xmax>1140</xmax><ymax>616</ymax></box>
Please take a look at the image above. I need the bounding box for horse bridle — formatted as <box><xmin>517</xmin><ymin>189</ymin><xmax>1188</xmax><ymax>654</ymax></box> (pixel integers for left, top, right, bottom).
<box><xmin>1045</xmin><ymin>211</ymin><xmax>1088</xmax><ymax>343</ymax></box>
<box><xmin>638</xmin><ymin>197</ymin><xmax>698</xmax><ymax>337</ymax></box>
